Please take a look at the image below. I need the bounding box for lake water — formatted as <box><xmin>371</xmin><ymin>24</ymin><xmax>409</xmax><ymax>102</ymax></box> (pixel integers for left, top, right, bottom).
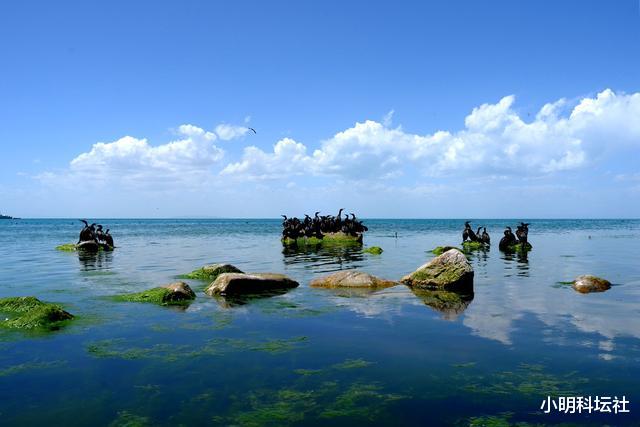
<box><xmin>0</xmin><ymin>219</ymin><xmax>639</xmax><ymax>426</ymax></box>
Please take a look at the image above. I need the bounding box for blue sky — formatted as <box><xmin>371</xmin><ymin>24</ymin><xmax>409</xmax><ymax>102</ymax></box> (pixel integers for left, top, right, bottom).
<box><xmin>1</xmin><ymin>0</ymin><xmax>639</xmax><ymax>218</ymax></box>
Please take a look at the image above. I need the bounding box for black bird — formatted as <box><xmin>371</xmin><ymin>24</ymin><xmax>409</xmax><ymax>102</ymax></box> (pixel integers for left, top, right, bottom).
<box><xmin>481</xmin><ymin>227</ymin><xmax>490</xmax><ymax>245</ymax></box>
<box><xmin>248</xmin><ymin>127</ymin><xmax>257</xmax><ymax>134</ymax></box>
<box><xmin>104</xmin><ymin>229</ymin><xmax>114</xmax><ymax>247</ymax></box>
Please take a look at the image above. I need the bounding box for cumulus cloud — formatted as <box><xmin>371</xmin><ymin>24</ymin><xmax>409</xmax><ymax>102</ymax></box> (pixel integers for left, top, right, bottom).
<box><xmin>38</xmin><ymin>124</ymin><xmax>224</xmax><ymax>189</ymax></box>
<box><xmin>215</xmin><ymin>123</ymin><xmax>250</xmax><ymax>141</ymax></box>
<box><xmin>222</xmin><ymin>89</ymin><xmax>640</xmax><ymax>180</ymax></box>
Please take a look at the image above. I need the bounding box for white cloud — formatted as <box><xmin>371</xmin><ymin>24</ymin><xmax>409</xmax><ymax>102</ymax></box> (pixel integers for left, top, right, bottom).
<box><xmin>221</xmin><ymin>89</ymin><xmax>640</xmax><ymax>181</ymax></box>
<box><xmin>215</xmin><ymin>123</ymin><xmax>250</xmax><ymax>141</ymax></box>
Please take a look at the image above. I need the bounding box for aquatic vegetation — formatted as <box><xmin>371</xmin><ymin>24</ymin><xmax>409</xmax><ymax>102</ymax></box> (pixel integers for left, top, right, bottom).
<box><xmin>108</xmin><ymin>410</ymin><xmax>150</xmax><ymax>427</ymax></box>
<box><xmin>293</xmin><ymin>368</ymin><xmax>323</xmax><ymax>376</ymax></box>
<box><xmin>112</xmin><ymin>285</ymin><xmax>195</xmax><ymax>306</ymax></box>
<box><xmin>282</xmin><ymin>233</ymin><xmax>363</xmax><ymax>247</ymax></box>
<box><xmin>179</xmin><ymin>263</ymin><xmax>243</xmax><ymax>280</ymax></box>
<box><xmin>0</xmin><ymin>360</ymin><xmax>67</xmax><ymax>377</ymax></box>
<box><xmin>466</xmin><ymin>412</ymin><xmax>514</xmax><ymax>427</ymax></box>
<box><xmin>0</xmin><ymin>296</ymin><xmax>74</xmax><ymax>330</ymax></box>
<box><xmin>452</xmin><ymin>362</ymin><xmax>476</xmax><ymax>368</ymax></box>
<box><xmin>502</xmin><ymin>242</ymin><xmax>533</xmax><ymax>253</ymax></box>
<box><xmin>363</xmin><ymin>246</ymin><xmax>383</xmax><ymax>255</ymax></box>
<box><xmin>331</xmin><ymin>358</ymin><xmax>373</xmax><ymax>370</ymax></box>
<box><xmin>320</xmin><ymin>382</ymin><xmax>405</xmax><ymax>420</ymax></box>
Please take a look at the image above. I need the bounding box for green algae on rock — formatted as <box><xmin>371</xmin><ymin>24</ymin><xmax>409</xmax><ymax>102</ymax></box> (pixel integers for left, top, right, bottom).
<box><xmin>502</xmin><ymin>242</ymin><xmax>533</xmax><ymax>252</ymax></box>
<box><xmin>401</xmin><ymin>249</ymin><xmax>474</xmax><ymax>292</ymax></box>
<box><xmin>431</xmin><ymin>245</ymin><xmax>462</xmax><ymax>256</ymax></box>
<box><xmin>55</xmin><ymin>243</ymin><xmax>77</xmax><ymax>252</ymax></box>
<box><xmin>461</xmin><ymin>241</ymin><xmax>487</xmax><ymax>251</ymax></box>
<box><xmin>310</xmin><ymin>270</ymin><xmax>396</xmax><ymax>289</ymax></box>
<box><xmin>179</xmin><ymin>263</ymin><xmax>243</xmax><ymax>280</ymax></box>
<box><xmin>363</xmin><ymin>246</ymin><xmax>383</xmax><ymax>255</ymax></box>
<box><xmin>282</xmin><ymin>232</ymin><xmax>363</xmax><ymax>246</ymax></box>
<box><xmin>0</xmin><ymin>296</ymin><xmax>74</xmax><ymax>330</ymax></box>
<box><xmin>113</xmin><ymin>282</ymin><xmax>196</xmax><ymax>306</ymax></box>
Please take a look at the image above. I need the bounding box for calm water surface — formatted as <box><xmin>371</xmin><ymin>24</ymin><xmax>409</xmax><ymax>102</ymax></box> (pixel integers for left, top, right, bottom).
<box><xmin>0</xmin><ymin>219</ymin><xmax>639</xmax><ymax>426</ymax></box>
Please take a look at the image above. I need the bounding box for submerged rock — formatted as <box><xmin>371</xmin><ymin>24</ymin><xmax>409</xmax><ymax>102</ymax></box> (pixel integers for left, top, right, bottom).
<box><xmin>572</xmin><ymin>275</ymin><xmax>611</xmax><ymax>294</ymax></box>
<box><xmin>401</xmin><ymin>249</ymin><xmax>474</xmax><ymax>292</ymax></box>
<box><xmin>310</xmin><ymin>270</ymin><xmax>396</xmax><ymax>289</ymax></box>
<box><xmin>180</xmin><ymin>263</ymin><xmax>243</xmax><ymax>280</ymax></box>
<box><xmin>461</xmin><ymin>241</ymin><xmax>486</xmax><ymax>251</ymax></box>
<box><xmin>206</xmin><ymin>273</ymin><xmax>299</xmax><ymax>296</ymax></box>
<box><xmin>282</xmin><ymin>232</ymin><xmax>363</xmax><ymax>246</ymax></box>
<box><xmin>412</xmin><ymin>289</ymin><xmax>474</xmax><ymax>320</ymax></box>
<box><xmin>115</xmin><ymin>281</ymin><xmax>196</xmax><ymax>306</ymax></box>
<box><xmin>0</xmin><ymin>296</ymin><xmax>74</xmax><ymax>330</ymax></box>
<box><xmin>501</xmin><ymin>242</ymin><xmax>533</xmax><ymax>252</ymax></box>
<box><xmin>363</xmin><ymin>246</ymin><xmax>383</xmax><ymax>255</ymax></box>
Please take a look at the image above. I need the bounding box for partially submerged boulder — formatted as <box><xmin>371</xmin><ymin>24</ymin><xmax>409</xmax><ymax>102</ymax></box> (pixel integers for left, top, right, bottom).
<box><xmin>55</xmin><ymin>242</ymin><xmax>114</xmax><ymax>252</ymax></box>
<box><xmin>205</xmin><ymin>273</ymin><xmax>299</xmax><ymax>296</ymax></box>
<box><xmin>572</xmin><ymin>275</ymin><xmax>611</xmax><ymax>294</ymax></box>
<box><xmin>0</xmin><ymin>296</ymin><xmax>74</xmax><ymax>330</ymax></box>
<box><xmin>461</xmin><ymin>241</ymin><xmax>486</xmax><ymax>251</ymax></box>
<box><xmin>401</xmin><ymin>249</ymin><xmax>474</xmax><ymax>292</ymax></box>
<box><xmin>180</xmin><ymin>263</ymin><xmax>243</xmax><ymax>280</ymax></box>
<box><xmin>282</xmin><ymin>232</ymin><xmax>363</xmax><ymax>246</ymax></box>
<box><xmin>310</xmin><ymin>270</ymin><xmax>396</xmax><ymax>289</ymax></box>
<box><xmin>115</xmin><ymin>282</ymin><xmax>196</xmax><ymax>306</ymax></box>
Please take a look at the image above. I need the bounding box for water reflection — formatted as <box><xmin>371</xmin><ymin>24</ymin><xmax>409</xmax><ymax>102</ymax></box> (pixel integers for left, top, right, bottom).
<box><xmin>282</xmin><ymin>243</ymin><xmax>365</xmax><ymax>272</ymax></box>
<box><xmin>411</xmin><ymin>288</ymin><xmax>474</xmax><ymax>320</ymax></box>
<box><xmin>500</xmin><ymin>250</ymin><xmax>529</xmax><ymax>277</ymax></box>
<box><xmin>213</xmin><ymin>289</ymin><xmax>295</xmax><ymax>308</ymax></box>
<box><xmin>77</xmin><ymin>250</ymin><xmax>113</xmax><ymax>271</ymax></box>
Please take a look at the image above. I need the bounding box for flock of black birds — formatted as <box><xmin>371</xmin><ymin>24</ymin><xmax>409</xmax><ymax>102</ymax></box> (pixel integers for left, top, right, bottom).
<box><xmin>78</xmin><ymin>219</ymin><xmax>114</xmax><ymax>247</ymax></box>
<box><xmin>281</xmin><ymin>208</ymin><xmax>368</xmax><ymax>241</ymax></box>
<box><xmin>462</xmin><ymin>221</ymin><xmax>530</xmax><ymax>251</ymax></box>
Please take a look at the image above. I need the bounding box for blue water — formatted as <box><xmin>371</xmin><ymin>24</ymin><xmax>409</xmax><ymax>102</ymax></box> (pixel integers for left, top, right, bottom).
<box><xmin>0</xmin><ymin>219</ymin><xmax>639</xmax><ymax>426</ymax></box>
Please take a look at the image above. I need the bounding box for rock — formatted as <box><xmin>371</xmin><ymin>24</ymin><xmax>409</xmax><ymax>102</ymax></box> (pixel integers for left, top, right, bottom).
<box><xmin>363</xmin><ymin>246</ymin><xmax>383</xmax><ymax>255</ymax></box>
<box><xmin>461</xmin><ymin>241</ymin><xmax>486</xmax><ymax>251</ymax></box>
<box><xmin>114</xmin><ymin>281</ymin><xmax>196</xmax><ymax>306</ymax></box>
<box><xmin>181</xmin><ymin>263</ymin><xmax>243</xmax><ymax>280</ymax></box>
<box><xmin>572</xmin><ymin>275</ymin><xmax>611</xmax><ymax>294</ymax></box>
<box><xmin>501</xmin><ymin>242</ymin><xmax>533</xmax><ymax>252</ymax></box>
<box><xmin>205</xmin><ymin>273</ymin><xmax>299</xmax><ymax>296</ymax></box>
<box><xmin>0</xmin><ymin>296</ymin><xmax>74</xmax><ymax>330</ymax></box>
<box><xmin>310</xmin><ymin>270</ymin><xmax>396</xmax><ymax>289</ymax></box>
<box><xmin>401</xmin><ymin>249</ymin><xmax>474</xmax><ymax>292</ymax></box>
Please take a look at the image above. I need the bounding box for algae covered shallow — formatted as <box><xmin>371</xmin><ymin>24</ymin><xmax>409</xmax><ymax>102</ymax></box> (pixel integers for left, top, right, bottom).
<box><xmin>282</xmin><ymin>232</ymin><xmax>363</xmax><ymax>246</ymax></box>
<box><xmin>0</xmin><ymin>296</ymin><xmax>74</xmax><ymax>330</ymax></box>
<box><xmin>1</xmin><ymin>218</ymin><xmax>640</xmax><ymax>426</ymax></box>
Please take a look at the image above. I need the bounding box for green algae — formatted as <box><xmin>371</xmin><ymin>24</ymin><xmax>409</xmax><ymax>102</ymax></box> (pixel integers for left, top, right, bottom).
<box><xmin>86</xmin><ymin>336</ymin><xmax>309</xmax><ymax>361</ymax></box>
<box><xmin>461</xmin><ymin>241</ymin><xmax>487</xmax><ymax>251</ymax></box>
<box><xmin>109</xmin><ymin>411</ymin><xmax>150</xmax><ymax>427</ymax></box>
<box><xmin>503</xmin><ymin>242</ymin><xmax>533</xmax><ymax>253</ymax></box>
<box><xmin>178</xmin><ymin>263</ymin><xmax>243</xmax><ymax>280</ymax></box>
<box><xmin>467</xmin><ymin>412</ymin><xmax>515</xmax><ymax>427</ymax></box>
<box><xmin>0</xmin><ymin>296</ymin><xmax>74</xmax><ymax>330</ymax></box>
<box><xmin>331</xmin><ymin>358</ymin><xmax>373</xmax><ymax>370</ymax></box>
<box><xmin>320</xmin><ymin>382</ymin><xmax>405</xmax><ymax>420</ymax></box>
<box><xmin>363</xmin><ymin>246</ymin><xmax>383</xmax><ymax>255</ymax></box>
<box><xmin>0</xmin><ymin>360</ymin><xmax>67</xmax><ymax>377</ymax></box>
<box><xmin>431</xmin><ymin>245</ymin><xmax>462</xmax><ymax>255</ymax></box>
<box><xmin>293</xmin><ymin>368</ymin><xmax>324</xmax><ymax>376</ymax></box>
<box><xmin>112</xmin><ymin>287</ymin><xmax>194</xmax><ymax>306</ymax></box>
<box><xmin>282</xmin><ymin>233</ymin><xmax>363</xmax><ymax>247</ymax></box>
<box><xmin>452</xmin><ymin>362</ymin><xmax>476</xmax><ymax>368</ymax></box>
<box><xmin>55</xmin><ymin>243</ymin><xmax>77</xmax><ymax>251</ymax></box>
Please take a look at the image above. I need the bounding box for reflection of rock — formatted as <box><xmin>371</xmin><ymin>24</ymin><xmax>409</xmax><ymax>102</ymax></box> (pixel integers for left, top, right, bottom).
<box><xmin>212</xmin><ymin>289</ymin><xmax>293</xmax><ymax>308</ymax></box>
<box><xmin>572</xmin><ymin>275</ymin><xmax>611</xmax><ymax>294</ymax></box>
<box><xmin>401</xmin><ymin>249</ymin><xmax>474</xmax><ymax>292</ymax></box>
<box><xmin>310</xmin><ymin>270</ymin><xmax>396</xmax><ymax>289</ymax></box>
<box><xmin>411</xmin><ymin>289</ymin><xmax>474</xmax><ymax>320</ymax></box>
<box><xmin>205</xmin><ymin>273</ymin><xmax>299</xmax><ymax>296</ymax></box>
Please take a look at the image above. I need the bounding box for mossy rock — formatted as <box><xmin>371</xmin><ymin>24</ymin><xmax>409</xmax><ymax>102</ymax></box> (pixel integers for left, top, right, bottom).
<box><xmin>572</xmin><ymin>275</ymin><xmax>611</xmax><ymax>294</ymax></box>
<box><xmin>114</xmin><ymin>282</ymin><xmax>196</xmax><ymax>306</ymax></box>
<box><xmin>282</xmin><ymin>232</ymin><xmax>363</xmax><ymax>246</ymax></box>
<box><xmin>431</xmin><ymin>246</ymin><xmax>461</xmax><ymax>256</ymax></box>
<box><xmin>461</xmin><ymin>241</ymin><xmax>486</xmax><ymax>251</ymax></box>
<box><xmin>179</xmin><ymin>263</ymin><xmax>243</xmax><ymax>280</ymax></box>
<box><xmin>310</xmin><ymin>270</ymin><xmax>396</xmax><ymax>289</ymax></box>
<box><xmin>0</xmin><ymin>296</ymin><xmax>74</xmax><ymax>330</ymax></box>
<box><xmin>502</xmin><ymin>242</ymin><xmax>533</xmax><ymax>252</ymax></box>
<box><xmin>363</xmin><ymin>246</ymin><xmax>383</xmax><ymax>255</ymax></box>
<box><xmin>401</xmin><ymin>249</ymin><xmax>474</xmax><ymax>292</ymax></box>
<box><xmin>55</xmin><ymin>243</ymin><xmax>77</xmax><ymax>252</ymax></box>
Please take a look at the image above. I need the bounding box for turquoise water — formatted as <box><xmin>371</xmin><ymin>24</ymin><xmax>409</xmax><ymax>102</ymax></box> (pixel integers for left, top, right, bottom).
<box><xmin>0</xmin><ymin>219</ymin><xmax>639</xmax><ymax>426</ymax></box>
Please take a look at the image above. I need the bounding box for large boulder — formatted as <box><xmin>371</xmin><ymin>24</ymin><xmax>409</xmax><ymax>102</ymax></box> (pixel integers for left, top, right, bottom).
<box><xmin>205</xmin><ymin>273</ymin><xmax>299</xmax><ymax>296</ymax></box>
<box><xmin>310</xmin><ymin>270</ymin><xmax>396</xmax><ymax>289</ymax></box>
<box><xmin>401</xmin><ymin>249</ymin><xmax>474</xmax><ymax>292</ymax></box>
<box><xmin>572</xmin><ymin>275</ymin><xmax>611</xmax><ymax>294</ymax></box>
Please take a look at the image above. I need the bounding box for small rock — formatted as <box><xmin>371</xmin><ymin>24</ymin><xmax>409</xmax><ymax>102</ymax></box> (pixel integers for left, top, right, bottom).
<box><xmin>401</xmin><ymin>249</ymin><xmax>474</xmax><ymax>292</ymax></box>
<box><xmin>572</xmin><ymin>275</ymin><xmax>611</xmax><ymax>294</ymax></box>
<box><xmin>162</xmin><ymin>281</ymin><xmax>196</xmax><ymax>301</ymax></box>
<box><xmin>310</xmin><ymin>270</ymin><xmax>396</xmax><ymax>289</ymax></box>
<box><xmin>363</xmin><ymin>246</ymin><xmax>383</xmax><ymax>255</ymax></box>
<box><xmin>205</xmin><ymin>273</ymin><xmax>299</xmax><ymax>296</ymax></box>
